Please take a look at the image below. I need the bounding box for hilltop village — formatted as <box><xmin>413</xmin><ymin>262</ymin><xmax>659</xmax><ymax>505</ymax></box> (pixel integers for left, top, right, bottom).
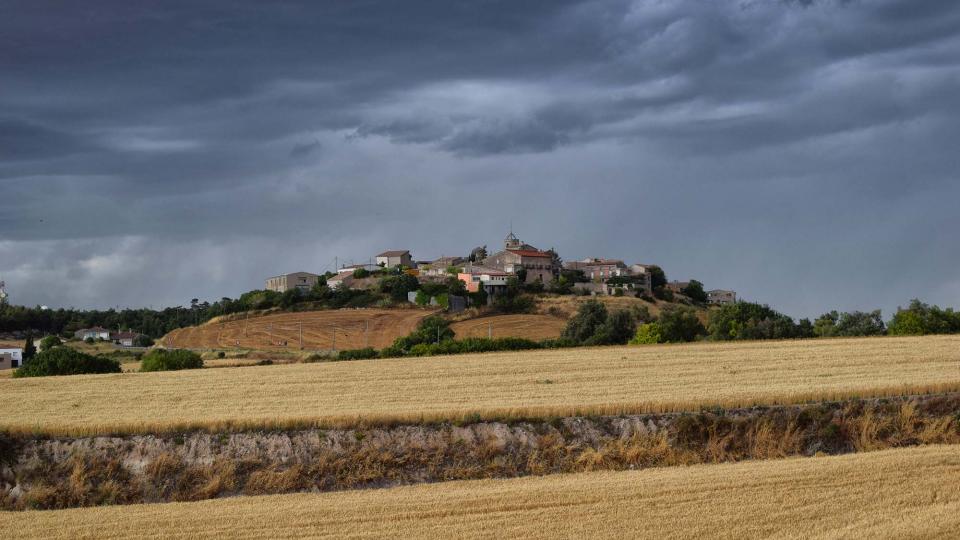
<box><xmin>265</xmin><ymin>230</ymin><xmax>737</xmax><ymax>307</ymax></box>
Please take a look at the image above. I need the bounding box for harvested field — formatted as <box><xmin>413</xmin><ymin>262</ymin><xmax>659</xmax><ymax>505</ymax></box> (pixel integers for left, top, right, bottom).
<box><xmin>158</xmin><ymin>308</ymin><xmax>433</xmax><ymax>350</ymax></box>
<box><xmin>450</xmin><ymin>314</ymin><xmax>566</xmax><ymax>340</ymax></box>
<box><xmin>3</xmin><ymin>445</ymin><xmax>959</xmax><ymax>539</ymax></box>
<box><xmin>1</xmin><ymin>335</ymin><xmax>959</xmax><ymax>437</ymax></box>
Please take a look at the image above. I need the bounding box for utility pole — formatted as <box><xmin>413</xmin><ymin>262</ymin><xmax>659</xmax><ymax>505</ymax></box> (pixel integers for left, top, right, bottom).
<box><xmin>299</xmin><ymin>321</ymin><xmax>303</xmax><ymax>350</ymax></box>
<box><xmin>364</xmin><ymin>320</ymin><xmax>369</xmax><ymax>349</ymax></box>
<box><xmin>268</xmin><ymin>323</ymin><xmax>273</xmax><ymax>347</ymax></box>
<box><xmin>331</xmin><ymin>325</ymin><xmax>337</xmax><ymax>351</ymax></box>
<box><xmin>488</xmin><ymin>322</ymin><xmax>492</xmax><ymax>339</ymax></box>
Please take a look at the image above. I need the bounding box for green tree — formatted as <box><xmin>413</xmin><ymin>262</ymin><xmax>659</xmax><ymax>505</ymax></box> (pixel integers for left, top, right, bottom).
<box><xmin>23</xmin><ymin>332</ymin><xmax>36</xmax><ymax>360</ymax></box>
<box><xmin>562</xmin><ymin>300</ymin><xmax>608</xmax><ymax>344</ymax></box>
<box><xmin>681</xmin><ymin>280</ymin><xmax>708</xmax><ymax>303</ymax></box>
<box><xmin>586</xmin><ymin>309</ymin><xmax>636</xmax><ymax>345</ymax></box>
<box><xmin>647</xmin><ymin>266</ymin><xmax>667</xmax><ymax>290</ymax></box>
<box><xmin>658</xmin><ymin>306</ymin><xmax>705</xmax><ymax>342</ymax></box>
<box><xmin>631</xmin><ymin>322</ymin><xmax>664</xmax><ymax>344</ymax></box>
<box><xmin>887</xmin><ymin>300</ymin><xmax>960</xmax><ymax>336</ymax></box>
<box><xmin>352</xmin><ymin>267</ymin><xmax>371</xmax><ymax>279</ymax></box>
<box><xmin>707</xmin><ymin>302</ymin><xmax>802</xmax><ymax>341</ymax></box>
<box><xmin>39</xmin><ymin>335</ymin><xmax>63</xmax><ymax>351</ymax></box>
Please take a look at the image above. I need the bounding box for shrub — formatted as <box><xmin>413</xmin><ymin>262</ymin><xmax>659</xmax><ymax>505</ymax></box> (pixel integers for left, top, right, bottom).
<box><xmin>337</xmin><ymin>347</ymin><xmax>378</xmax><ymax>360</ymax></box>
<box><xmin>133</xmin><ymin>335</ymin><xmax>155</xmax><ymax>347</ymax></box>
<box><xmin>562</xmin><ymin>300</ymin><xmax>608</xmax><ymax>344</ymax></box>
<box><xmin>887</xmin><ymin>300</ymin><xmax>960</xmax><ymax>336</ymax></box>
<box><xmin>707</xmin><ymin>302</ymin><xmax>802</xmax><ymax>341</ymax></box>
<box><xmin>631</xmin><ymin>322</ymin><xmax>664</xmax><ymax>344</ymax></box>
<box><xmin>586</xmin><ymin>309</ymin><xmax>636</xmax><ymax>345</ymax></box>
<box><xmin>681</xmin><ymin>280</ymin><xmax>708</xmax><ymax>303</ymax></box>
<box><xmin>217</xmin><ymin>351</ymin><xmax>226</xmax><ymax>359</ymax></box>
<box><xmin>84</xmin><ymin>337</ymin><xmax>95</xmax><ymax>344</ymax></box>
<box><xmin>352</xmin><ymin>268</ymin><xmax>371</xmax><ymax>279</ymax></box>
<box><xmin>39</xmin><ymin>335</ymin><xmax>63</xmax><ymax>351</ymax></box>
<box><xmin>813</xmin><ymin>310</ymin><xmax>886</xmax><ymax>337</ymax></box>
<box><xmin>140</xmin><ymin>349</ymin><xmax>203</xmax><ymax>372</ymax></box>
<box><xmin>659</xmin><ymin>306</ymin><xmax>706</xmax><ymax>343</ymax></box>
<box><xmin>14</xmin><ymin>347</ymin><xmax>121</xmax><ymax>377</ymax></box>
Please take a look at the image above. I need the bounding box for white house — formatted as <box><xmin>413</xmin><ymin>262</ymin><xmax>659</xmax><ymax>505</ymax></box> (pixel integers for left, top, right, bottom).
<box><xmin>75</xmin><ymin>327</ymin><xmax>112</xmax><ymax>340</ymax></box>
<box><xmin>0</xmin><ymin>348</ymin><xmax>24</xmax><ymax>369</ymax></box>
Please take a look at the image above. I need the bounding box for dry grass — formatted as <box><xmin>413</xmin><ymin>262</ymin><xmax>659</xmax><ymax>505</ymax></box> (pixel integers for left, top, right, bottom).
<box><xmin>450</xmin><ymin>314</ymin><xmax>566</xmax><ymax>340</ymax></box>
<box><xmin>3</xmin><ymin>445</ymin><xmax>959</xmax><ymax>539</ymax></box>
<box><xmin>157</xmin><ymin>308</ymin><xmax>433</xmax><ymax>350</ymax></box>
<box><xmin>1</xmin><ymin>335</ymin><xmax>959</xmax><ymax>437</ymax></box>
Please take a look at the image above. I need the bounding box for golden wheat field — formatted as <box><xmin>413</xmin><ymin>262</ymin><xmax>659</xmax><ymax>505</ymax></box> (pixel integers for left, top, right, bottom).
<box><xmin>157</xmin><ymin>308</ymin><xmax>433</xmax><ymax>350</ymax></box>
<box><xmin>2</xmin><ymin>445</ymin><xmax>958</xmax><ymax>539</ymax></box>
<box><xmin>450</xmin><ymin>314</ymin><xmax>567</xmax><ymax>340</ymax></box>
<box><xmin>1</xmin><ymin>335</ymin><xmax>959</xmax><ymax>436</ymax></box>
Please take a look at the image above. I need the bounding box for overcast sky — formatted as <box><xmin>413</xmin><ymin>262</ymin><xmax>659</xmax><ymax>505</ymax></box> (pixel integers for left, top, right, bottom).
<box><xmin>2</xmin><ymin>0</ymin><xmax>959</xmax><ymax>318</ymax></box>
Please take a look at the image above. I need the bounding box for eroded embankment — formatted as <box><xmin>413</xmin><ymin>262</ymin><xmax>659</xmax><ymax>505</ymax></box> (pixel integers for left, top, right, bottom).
<box><xmin>2</xmin><ymin>394</ymin><xmax>959</xmax><ymax>511</ymax></box>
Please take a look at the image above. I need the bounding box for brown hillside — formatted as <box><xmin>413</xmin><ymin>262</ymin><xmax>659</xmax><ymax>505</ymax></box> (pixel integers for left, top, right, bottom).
<box><xmin>450</xmin><ymin>314</ymin><xmax>566</xmax><ymax>341</ymax></box>
<box><xmin>159</xmin><ymin>309</ymin><xmax>434</xmax><ymax>351</ymax></box>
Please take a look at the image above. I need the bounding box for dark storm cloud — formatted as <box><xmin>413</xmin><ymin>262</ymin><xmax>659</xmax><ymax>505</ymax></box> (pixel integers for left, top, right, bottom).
<box><xmin>1</xmin><ymin>0</ymin><xmax>959</xmax><ymax>316</ymax></box>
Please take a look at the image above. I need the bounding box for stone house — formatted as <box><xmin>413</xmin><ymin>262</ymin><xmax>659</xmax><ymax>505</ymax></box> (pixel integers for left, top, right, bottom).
<box><xmin>265</xmin><ymin>272</ymin><xmax>319</xmax><ymax>293</ymax></box>
<box><xmin>375</xmin><ymin>250</ymin><xmax>415</xmax><ymax>268</ymax></box>
<box><xmin>483</xmin><ymin>231</ymin><xmax>560</xmax><ymax>284</ymax></box>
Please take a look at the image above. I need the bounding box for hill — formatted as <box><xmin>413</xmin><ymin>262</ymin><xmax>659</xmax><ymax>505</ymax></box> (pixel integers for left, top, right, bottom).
<box><xmin>158</xmin><ymin>308</ymin><xmax>434</xmax><ymax>350</ymax></box>
<box><xmin>450</xmin><ymin>314</ymin><xmax>566</xmax><ymax>341</ymax></box>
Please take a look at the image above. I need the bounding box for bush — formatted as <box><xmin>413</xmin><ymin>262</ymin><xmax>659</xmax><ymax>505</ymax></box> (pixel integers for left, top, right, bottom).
<box><xmin>352</xmin><ymin>268</ymin><xmax>371</xmax><ymax>279</ymax></box>
<box><xmin>133</xmin><ymin>335</ymin><xmax>155</xmax><ymax>347</ymax></box>
<box><xmin>562</xmin><ymin>300</ymin><xmax>608</xmax><ymax>344</ymax></box>
<box><xmin>681</xmin><ymin>280</ymin><xmax>708</xmax><ymax>304</ymax></box>
<box><xmin>586</xmin><ymin>309</ymin><xmax>636</xmax><ymax>345</ymax></box>
<box><xmin>707</xmin><ymin>302</ymin><xmax>803</xmax><ymax>341</ymax></box>
<box><xmin>887</xmin><ymin>300</ymin><xmax>960</xmax><ymax>336</ymax></box>
<box><xmin>140</xmin><ymin>349</ymin><xmax>203</xmax><ymax>372</ymax></box>
<box><xmin>631</xmin><ymin>322</ymin><xmax>664</xmax><ymax>344</ymax></box>
<box><xmin>659</xmin><ymin>306</ymin><xmax>706</xmax><ymax>343</ymax></box>
<box><xmin>84</xmin><ymin>337</ymin><xmax>95</xmax><ymax>344</ymax></box>
<box><xmin>39</xmin><ymin>335</ymin><xmax>63</xmax><ymax>351</ymax></box>
<box><xmin>14</xmin><ymin>347</ymin><xmax>121</xmax><ymax>377</ymax></box>
<box><xmin>337</xmin><ymin>347</ymin><xmax>378</xmax><ymax>360</ymax></box>
<box><xmin>813</xmin><ymin>310</ymin><xmax>886</xmax><ymax>337</ymax></box>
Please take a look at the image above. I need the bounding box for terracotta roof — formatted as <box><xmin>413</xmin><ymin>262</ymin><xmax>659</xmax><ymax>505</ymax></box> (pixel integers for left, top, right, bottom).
<box><xmin>377</xmin><ymin>250</ymin><xmax>410</xmax><ymax>257</ymax></box>
<box><xmin>506</xmin><ymin>249</ymin><xmax>552</xmax><ymax>258</ymax></box>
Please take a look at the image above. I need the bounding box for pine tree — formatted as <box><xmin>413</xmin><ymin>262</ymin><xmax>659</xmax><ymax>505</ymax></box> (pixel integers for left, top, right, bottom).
<box><xmin>23</xmin><ymin>332</ymin><xmax>36</xmax><ymax>361</ymax></box>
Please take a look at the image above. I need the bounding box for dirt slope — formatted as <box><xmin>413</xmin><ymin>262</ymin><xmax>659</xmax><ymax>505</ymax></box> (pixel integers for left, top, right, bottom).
<box><xmin>159</xmin><ymin>308</ymin><xmax>433</xmax><ymax>350</ymax></box>
<box><xmin>450</xmin><ymin>314</ymin><xmax>566</xmax><ymax>341</ymax></box>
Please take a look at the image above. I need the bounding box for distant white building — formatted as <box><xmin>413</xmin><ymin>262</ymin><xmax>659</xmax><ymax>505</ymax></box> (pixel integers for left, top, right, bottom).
<box><xmin>0</xmin><ymin>348</ymin><xmax>24</xmax><ymax>369</ymax></box>
<box><xmin>265</xmin><ymin>272</ymin><xmax>319</xmax><ymax>293</ymax></box>
<box><xmin>75</xmin><ymin>327</ymin><xmax>112</xmax><ymax>340</ymax></box>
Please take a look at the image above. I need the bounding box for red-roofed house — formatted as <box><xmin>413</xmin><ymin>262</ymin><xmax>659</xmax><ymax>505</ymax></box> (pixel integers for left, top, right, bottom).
<box><xmin>483</xmin><ymin>231</ymin><xmax>560</xmax><ymax>284</ymax></box>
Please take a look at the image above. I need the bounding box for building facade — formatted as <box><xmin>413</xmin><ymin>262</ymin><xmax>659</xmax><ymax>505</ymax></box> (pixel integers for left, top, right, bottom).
<box><xmin>376</xmin><ymin>250</ymin><xmax>414</xmax><ymax>268</ymax></box>
<box><xmin>484</xmin><ymin>232</ymin><xmax>560</xmax><ymax>284</ymax></box>
<box><xmin>0</xmin><ymin>348</ymin><xmax>23</xmax><ymax>369</ymax></box>
<box><xmin>265</xmin><ymin>272</ymin><xmax>319</xmax><ymax>293</ymax></box>
<box><xmin>707</xmin><ymin>289</ymin><xmax>737</xmax><ymax>305</ymax></box>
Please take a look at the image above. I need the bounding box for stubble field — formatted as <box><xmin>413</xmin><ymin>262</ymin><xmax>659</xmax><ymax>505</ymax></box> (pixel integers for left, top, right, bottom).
<box><xmin>1</xmin><ymin>335</ymin><xmax>958</xmax><ymax>437</ymax></box>
<box><xmin>2</xmin><ymin>445</ymin><xmax>958</xmax><ymax>539</ymax></box>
